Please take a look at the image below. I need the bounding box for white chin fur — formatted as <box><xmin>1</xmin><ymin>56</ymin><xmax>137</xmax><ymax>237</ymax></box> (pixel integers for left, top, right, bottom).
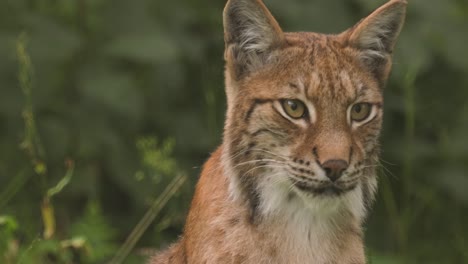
<box><xmin>222</xmin><ymin>142</ymin><xmax>367</xmax><ymax>224</ymax></box>
<box><xmin>255</xmin><ymin>171</ymin><xmax>367</xmax><ymax>262</ymax></box>
<box><xmin>257</xmin><ymin>171</ymin><xmax>366</xmax><ymax>222</ymax></box>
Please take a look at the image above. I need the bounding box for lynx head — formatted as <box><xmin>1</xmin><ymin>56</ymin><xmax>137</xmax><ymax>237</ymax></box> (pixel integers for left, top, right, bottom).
<box><xmin>222</xmin><ymin>0</ymin><xmax>406</xmax><ymax>222</ymax></box>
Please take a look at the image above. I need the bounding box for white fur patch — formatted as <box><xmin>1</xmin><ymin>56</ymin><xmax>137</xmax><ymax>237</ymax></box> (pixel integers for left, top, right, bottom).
<box><xmin>255</xmin><ymin>169</ymin><xmax>365</xmax><ymax>262</ymax></box>
<box><xmin>339</xmin><ymin>70</ymin><xmax>352</xmax><ymax>88</ymax></box>
<box><xmin>222</xmin><ymin>146</ymin><xmax>244</xmax><ymax>203</ymax></box>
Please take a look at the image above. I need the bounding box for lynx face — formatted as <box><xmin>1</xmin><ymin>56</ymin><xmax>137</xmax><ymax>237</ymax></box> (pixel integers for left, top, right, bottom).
<box><xmin>222</xmin><ymin>0</ymin><xmax>405</xmax><ymax>220</ymax></box>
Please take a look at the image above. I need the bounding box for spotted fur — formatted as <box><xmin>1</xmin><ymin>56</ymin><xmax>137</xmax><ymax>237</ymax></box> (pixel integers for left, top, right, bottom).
<box><xmin>150</xmin><ymin>0</ymin><xmax>406</xmax><ymax>263</ymax></box>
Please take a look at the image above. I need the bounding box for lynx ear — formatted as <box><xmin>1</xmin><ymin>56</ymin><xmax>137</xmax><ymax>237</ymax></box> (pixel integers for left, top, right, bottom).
<box><xmin>223</xmin><ymin>0</ymin><xmax>284</xmax><ymax>80</ymax></box>
<box><xmin>346</xmin><ymin>0</ymin><xmax>407</xmax><ymax>82</ymax></box>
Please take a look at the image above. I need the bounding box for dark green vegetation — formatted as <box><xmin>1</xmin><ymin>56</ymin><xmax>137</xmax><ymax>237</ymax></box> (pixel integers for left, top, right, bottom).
<box><xmin>0</xmin><ymin>0</ymin><xmax>467</xmax><ymax>263</ymax></box>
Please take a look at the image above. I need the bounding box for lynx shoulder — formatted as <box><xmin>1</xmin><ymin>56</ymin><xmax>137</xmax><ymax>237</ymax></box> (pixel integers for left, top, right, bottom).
<box><xmin>151</xmin><ymin>0</ymin><xmax>406</xmax><ymax>263</ymax></box>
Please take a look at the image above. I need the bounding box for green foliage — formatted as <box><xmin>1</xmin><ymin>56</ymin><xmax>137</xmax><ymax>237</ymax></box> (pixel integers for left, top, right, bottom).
<box><xmin>136</xmin><ymin>137</ymin><xmax>177</xmax><ymax>179</ymax></box>
<box><xmin>70</xmin><ymin>202</ymin><xmax>118</xmax><ymax>263</ymax></box>
<box><xmin>18</xmin><ymin>239</ymin><xmax>73</xmax><ymax>264</ymax></box>
<box><xmin>0</xmin><ymin>216</ymin><xmax>18</xmax><ymax>261</ymax></box>
<box><xmin>0</xmin><ymin>0</ymin><xmax>467</xmax><ymax>263</ymax></box>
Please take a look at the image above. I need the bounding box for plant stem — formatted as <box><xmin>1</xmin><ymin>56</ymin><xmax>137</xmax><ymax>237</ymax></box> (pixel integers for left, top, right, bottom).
<box><xmin>109</xmin><ymin>173</ymin><xmax>187</xmax><ymax>264</ymax></box>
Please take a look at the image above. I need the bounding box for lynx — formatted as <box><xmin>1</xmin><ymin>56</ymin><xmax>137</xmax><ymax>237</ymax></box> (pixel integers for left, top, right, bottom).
<box><xmin>151</xmin><ymin>0</ymin><xmax>406</xmax><ymax>263</ymax></box>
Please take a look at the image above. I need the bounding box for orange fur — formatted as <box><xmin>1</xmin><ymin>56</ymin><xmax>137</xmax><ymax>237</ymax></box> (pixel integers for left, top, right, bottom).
<box><xmin>150</xmin><ymin>1</ymin><xmax>406</xmax><ymax>263</ymax></box>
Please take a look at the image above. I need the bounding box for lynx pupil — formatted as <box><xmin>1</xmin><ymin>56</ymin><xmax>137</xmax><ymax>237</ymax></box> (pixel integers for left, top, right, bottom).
<box><xmin>351</xmin><ymin>103</ymin><xmax>371</xmax><ymax>122</ymax></box>
<box><xmin>354</xmin><ymin>104</ymin><xmax>362</xmax><ymax>113</ymax></box>
<box><xmin>290</xmin><ymin>101</ymin><xmax>297</xmax><ymax>110</ymax></box>
<box><xmin>282</xmin><ymin>99</ymin><xmax>305</xmax><ymax>119</ymax></box>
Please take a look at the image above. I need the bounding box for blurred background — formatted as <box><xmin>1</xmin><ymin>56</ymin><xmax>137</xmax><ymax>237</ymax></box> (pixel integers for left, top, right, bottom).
<box><xmin>0</xmin><ymin>0</ymin><xmax>467</xmax><ymax>263</ymax></box>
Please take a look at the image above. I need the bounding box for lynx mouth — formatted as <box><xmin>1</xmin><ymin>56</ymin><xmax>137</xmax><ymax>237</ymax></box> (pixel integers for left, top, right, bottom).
<box><xmin>292</xmin><ymin>181</ymin><xmax>356</xmax><ymax>196</ymax></box>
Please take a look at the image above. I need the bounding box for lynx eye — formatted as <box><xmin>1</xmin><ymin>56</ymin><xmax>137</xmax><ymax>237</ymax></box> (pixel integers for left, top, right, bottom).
<box><xmin>350</xmin><ymin>103</ymin><xmax>372</xmax><ymax>122</ymax></box>
<box><xmin>282</xmin><ymin>99</ymin><xmax>306</xmax><ymax>119</ymax></box>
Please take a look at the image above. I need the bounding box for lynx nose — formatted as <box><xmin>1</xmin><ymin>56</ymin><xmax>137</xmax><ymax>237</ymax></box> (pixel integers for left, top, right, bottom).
<box><xmin>321</xmin><ymin>159</ymin><xmax>348</xmax><ymax>182</ymax></box>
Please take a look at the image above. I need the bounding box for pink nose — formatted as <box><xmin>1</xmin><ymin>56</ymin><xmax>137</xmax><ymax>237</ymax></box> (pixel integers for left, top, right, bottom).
<box><xmin>321</xmin><ymin>159</ymin><xmax>348</xmax><ymax>182</ymax></box>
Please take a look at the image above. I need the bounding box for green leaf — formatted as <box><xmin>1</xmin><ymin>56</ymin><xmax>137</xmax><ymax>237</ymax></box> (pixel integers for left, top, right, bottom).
<box><xmin>70</xmin><ymin>202</ymin><xmax>118</xmax><ymax>262</ymax></box>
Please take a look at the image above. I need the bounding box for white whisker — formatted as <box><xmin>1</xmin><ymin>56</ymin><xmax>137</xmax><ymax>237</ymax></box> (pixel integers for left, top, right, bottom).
<box><xmin>250</xmin><ymin>148</ymin><xmax>289</xmax><ymax>161</ymax></box>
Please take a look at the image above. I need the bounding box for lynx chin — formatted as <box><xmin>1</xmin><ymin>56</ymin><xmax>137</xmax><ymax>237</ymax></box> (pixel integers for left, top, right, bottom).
<box><xmin>150</xmin><ymin>0</ymin><xmax>406</xmax><ymax>263</ymax></box>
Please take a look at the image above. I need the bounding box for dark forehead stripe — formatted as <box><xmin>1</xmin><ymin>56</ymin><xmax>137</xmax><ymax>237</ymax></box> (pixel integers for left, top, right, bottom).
<box><xmin>293</xmin><ymin>38</ymin><xmax>361</xmax><ymax>102</ymax></box>
<box><xmin>356</xmin><ymin>85</ymin><xmax>368</xmax><ymax>98</ymax></box>
<box><xmin>244</xmin><ymin>99</ymin><xmax>273</xmax><ymax>122</ymax></box>
<box><xmin>282</xmin><ymin>34</ymin><xmax>381</xmax><ymax>105</ymax></box>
